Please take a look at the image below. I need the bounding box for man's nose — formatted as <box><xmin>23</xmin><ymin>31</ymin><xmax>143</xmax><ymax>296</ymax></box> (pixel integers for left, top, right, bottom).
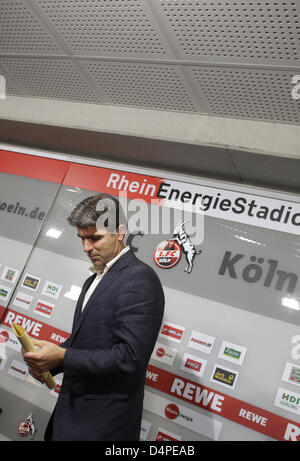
<box><xmin>83</xmin><ymin>239</ymin><xmax>93</xmax><ymax>253</ymax></box>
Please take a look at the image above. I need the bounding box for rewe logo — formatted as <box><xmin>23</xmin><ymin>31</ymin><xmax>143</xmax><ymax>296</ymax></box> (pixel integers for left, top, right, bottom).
<box><xmin>219</xmin><ymin>251</ymin><xmax>298</xmax><ymax>294</ymax></box>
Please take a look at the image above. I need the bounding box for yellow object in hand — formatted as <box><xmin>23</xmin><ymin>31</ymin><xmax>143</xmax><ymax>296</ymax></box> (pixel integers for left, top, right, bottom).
<box><xmin>11</xmin><ymin>323</ymin><xmax>56</xmax><ymax>390</ymax></box>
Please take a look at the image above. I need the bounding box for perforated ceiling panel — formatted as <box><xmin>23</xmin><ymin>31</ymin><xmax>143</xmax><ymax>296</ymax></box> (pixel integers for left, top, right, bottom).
<box><xmin>191</xmin><ymin>67</ymin><xmax>299</xmax><ymax>123</ymax></box>
<box><xmin>160</xmin><ymin>0</ymin><xmax>300</xmax><ymax>64</ymax></box>
<box><xmin>0</xmin><ymin>57</ymin><xmax>102</xmax><ymax>103</ymax></box>
<box><xmin>0</xmin><ymin>0</ymin><xmax>299</xmax><ymax>125</ymax></box>
<box><xmin>0</xmin><ymin>0</ymin><xmax>62</xmax><ymax>54</ymax></box>
<box><xmin>36</xmin><ymin>0</ymin><xmax>170</xmax><ymax>57</ymax></box>
<box><xmin>83</xmin><ymin>61</ymin><xmax>198</xmax><ymax>112</ymax></box>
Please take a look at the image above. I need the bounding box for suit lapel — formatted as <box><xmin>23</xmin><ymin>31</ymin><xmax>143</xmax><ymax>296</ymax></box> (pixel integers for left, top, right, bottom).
<box><xmin>70</xmin><ymin>250</ymin><xmax>135</xmax><ymax>344</ymax></box>
<box><xmin>71</xmin><ymin>274</ymin><xmax>96</xmax><ymax>332</ymax></box>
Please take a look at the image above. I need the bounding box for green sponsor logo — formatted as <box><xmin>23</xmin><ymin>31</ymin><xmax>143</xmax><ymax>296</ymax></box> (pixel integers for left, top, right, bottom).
<box><xmin>289</xmin><ymin>367</ymin><xmax>300</xmax><ymax>384</ymax></box>
<box><xmin>224</xmin><ymin>347</ymin><xmax>241</xmax><ymax>360</ymax></box>
<box><xmin>0</xmin><ymin>289</ymin><xmax>8</xmax><ymax>298</ymax></box>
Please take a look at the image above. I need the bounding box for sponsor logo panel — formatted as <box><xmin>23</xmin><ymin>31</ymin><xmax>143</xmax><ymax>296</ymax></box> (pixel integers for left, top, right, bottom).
<box><xmin>281</xmin><ymin>362</ymin><xmax>300</xmax><ymax>388</ymax></box>
<box><xmin>151</xmin><ymin>342</ymin><xmax>177</xmax><ymax>366</ymax></box>
<box><xmin>0</xmin><ymin>327</ymin><xmax>21</xmax><ymax>352</ymax></box>
<box><xmin>34</xmin><ymin>300</ymin><xmax>55</xmax><ymax>319</ymax></box>
<box><xmin>41</xmin><ymin>281</ymin><xmax>62</xmax><ymax>300</ymax></box>
<box><xmin>159</xmin><ymin>321</ymin><xmax>185</xmax><ymax>344</ymax></box>
<box><xmin>1</xmin><ymin>267</ymin><xmax>20</xmax><ymax>284</ymax></box>
<box><xmin>22</xmin><ymin>274</ymin><xmax>41</xmax><ymax>291</ymax></box>
<box><xmin>179</xmin><ymin>352</ymin><xmax>207</xmax><ymax>378</ymax></box>
<box><xmin>13</xmin><ymin>291</ymin><xmax>33</xmax><ymax>310</ymax></box>
<box><xmin>210</xmin><ymin>364</ymin><xmax>239</xmax><ymax>390</ymax></box>
<box><xmin>274</xmin><ymin>387</ymin><xmax>300</xmax><ymax>415</ymax></box>
<box><xmin>0</xmin><ymin>284</ymin><xmax>12</xmax><ymax>302</ymax></box>
<box><xmin>8</xmin><ymin>360</ymin><xmax>28</xmax><ymax>381</ymax></box>
<box><xmin>143</xmin><ymin>390</ymin><xmax>223</xmax><ymax>440</ymax></box>
<box><xmin>188</xmin><ymin>330</ymin><xmax>215</xmax><ymax>354</ymax></box>
<box><xmin>218</xmin><ymin>340</ymin><xmax>247</xmax><ymax>366</ymax></box>
<box><xmin>145</xmin><ymin>364</ymin><xmax>300</xmax><ymax>441</ymax></box>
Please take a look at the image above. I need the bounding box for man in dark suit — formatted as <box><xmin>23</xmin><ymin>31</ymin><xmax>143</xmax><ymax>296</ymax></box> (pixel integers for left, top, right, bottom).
<box><xmin>22</xmin><ymin>193</ymin><xmax>164</xmax><ymax>441</ymax></box>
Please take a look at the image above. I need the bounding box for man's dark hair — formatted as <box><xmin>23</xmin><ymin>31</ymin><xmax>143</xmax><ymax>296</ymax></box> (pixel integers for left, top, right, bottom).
<box><xmin>68</xmin><ymin>193</ymin><xmax>126</xmax><ymax>233</ymax></box>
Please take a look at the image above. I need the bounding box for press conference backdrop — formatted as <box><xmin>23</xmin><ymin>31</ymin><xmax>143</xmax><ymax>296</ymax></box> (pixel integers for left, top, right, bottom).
<box><xmin>0</xmin><ymin>149</ymin><xmax>299</xmax><ymax>441</ymax></box>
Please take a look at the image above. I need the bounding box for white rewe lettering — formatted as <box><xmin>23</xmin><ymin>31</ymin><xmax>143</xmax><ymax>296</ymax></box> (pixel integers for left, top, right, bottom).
<box><xmin>195</xmin><ymin>388</ymin><xmax>214</xmax><ymax>406</ymax></box>
<box><xmin>284</xmin><ymin>423</ymin><xmax>300</xmax><ymax>441</ymax></box>
<box><xmin>5</xmin><ymin>311</ymin><xmax>16</xmax><ymax>325</ymax></box>
<box><xmin>21</xmin><ymin>317</ymin><xmax>42</xmax><ymax>337</ymax></box>
<box><xmin>170</xmin><ymin>377</ymin><xmax>224</xmax><ymax>412</ymax></box>
<box><xmin>21</xmin><ymin>318</ymin><xmax>35</xmax><ymax>334</ymax></box>
<box><xmin>51</xmin><ymin>333</ymin><xmax>67</xmax><ymax>344</ymax></box>
<box><xmin>146</xmin><ymin>370</ymin><xmax>158</xmax><ymax>382</ymax></box>
<box><xmin>239</xmin><ymin>408</ymin><xmax>267</xmax><ymax>426</ymax></box>
<box><xmin>183</xmin><ymin>382</ymin><xmax>196</xmax><ymax>400</ymax></box>
<box><xmin>4</xmin><ymin>311</ymin><xmax>42</xmax><ymax>337</ymax></box>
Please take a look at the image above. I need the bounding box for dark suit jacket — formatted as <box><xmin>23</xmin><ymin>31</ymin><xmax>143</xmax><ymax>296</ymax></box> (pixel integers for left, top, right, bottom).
<box><xmin>44</xmin><ymin>249</ymin><xmax>164</xmax><ymax>441</ymax></box>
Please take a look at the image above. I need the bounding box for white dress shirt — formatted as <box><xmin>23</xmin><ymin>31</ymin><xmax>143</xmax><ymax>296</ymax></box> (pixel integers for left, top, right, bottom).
<box><xmin>81</xmin><ymin>246</ymin><xmax>130</xmax><ymax>312</ymax></box>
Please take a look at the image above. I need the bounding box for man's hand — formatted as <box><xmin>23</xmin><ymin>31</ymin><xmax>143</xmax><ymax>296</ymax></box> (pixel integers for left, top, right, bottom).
<box><xmin>22</xmin><ymin>339</ymin><xmax>66</xmax><ymax>374</ymax></box>
<box><xmin>28</xmin><ymin>368</ymin><xmax>45</xmax><ymax>384</ymax></box>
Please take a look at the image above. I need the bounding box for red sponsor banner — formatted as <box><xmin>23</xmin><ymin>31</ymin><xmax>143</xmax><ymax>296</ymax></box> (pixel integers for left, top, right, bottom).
<box><xmin>0</xmin><ymin>150</ymin><xmax>69</xmax><ymax>183</ymax></box>
<box><xmin>146</xmin><ymin>364</ymin><xmax>300</xmax><ymax>441</ymax></box>
<box><xmin>1</xmin><ymin>308</ymin><xmax>70</xmax><ymax>346</ymax></box>
<box><xmin>0</xmin><ymin>150</ymin><xmax>164</xmax><ymax>204</ymax></box>
<box><xmin>63</xmin><ymin>163</ymin><xmax>164</xmax><ymax>202</ymax></box>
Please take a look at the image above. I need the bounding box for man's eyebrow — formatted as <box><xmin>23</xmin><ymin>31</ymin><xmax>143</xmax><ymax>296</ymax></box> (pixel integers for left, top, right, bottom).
<box><xmin>77</xmin><ymin>233</ymin><xmax>98</xmax><ymax>238</ymax></box>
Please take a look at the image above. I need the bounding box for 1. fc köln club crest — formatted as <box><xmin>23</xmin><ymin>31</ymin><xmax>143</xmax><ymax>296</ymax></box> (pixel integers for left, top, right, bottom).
<box><xmin>154</xmin><ymin>220</ymin><xmax>201</xmax><ymax>273</ymax></box>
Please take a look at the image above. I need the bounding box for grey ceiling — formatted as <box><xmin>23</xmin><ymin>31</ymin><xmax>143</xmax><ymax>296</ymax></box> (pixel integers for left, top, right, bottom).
<box><xmin>0</xmin><ymin>0</ymin><xmax>300</xmax><ymax>125</ymax></box>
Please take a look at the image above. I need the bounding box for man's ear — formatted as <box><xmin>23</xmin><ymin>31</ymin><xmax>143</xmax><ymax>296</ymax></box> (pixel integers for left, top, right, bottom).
<box><xmin>117</xmin><ymin>224</ymin><xmax>126</xmax><ymax>241</ymax></box>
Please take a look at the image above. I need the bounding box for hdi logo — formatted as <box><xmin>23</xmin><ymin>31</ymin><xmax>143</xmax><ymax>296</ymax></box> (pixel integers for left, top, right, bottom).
<box><xmin>0</xmin><ymin>75</ymin><xmax>6</xmax><ymax>99</ymax></box>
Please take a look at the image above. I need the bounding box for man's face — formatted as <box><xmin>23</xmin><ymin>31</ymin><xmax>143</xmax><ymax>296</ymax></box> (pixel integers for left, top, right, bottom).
<box><xmin>77</xmin><ymin>225</ymin><xmax>124</xmax><ymax>272</ymax></box>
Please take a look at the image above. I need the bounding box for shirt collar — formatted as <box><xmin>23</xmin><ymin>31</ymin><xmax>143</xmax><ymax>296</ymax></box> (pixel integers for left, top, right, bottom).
<box><xmin>105</xmin><ymin>245</ymin><xmax>130</xmax><ymax>271</ymax></box>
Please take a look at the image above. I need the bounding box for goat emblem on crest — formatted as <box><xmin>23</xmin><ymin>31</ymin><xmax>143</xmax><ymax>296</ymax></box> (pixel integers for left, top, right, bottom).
<box><xmin>171</xmin><ymin>220</ymin><xmax>201</xmax><ymax>273</ymax></box>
